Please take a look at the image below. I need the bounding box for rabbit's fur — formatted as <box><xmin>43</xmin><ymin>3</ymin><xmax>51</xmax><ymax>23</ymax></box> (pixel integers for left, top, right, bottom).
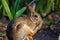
<box><xmin>6</xmin><ymin>3</ymin><xmax>43</xmax><ymax>40</ymax></box>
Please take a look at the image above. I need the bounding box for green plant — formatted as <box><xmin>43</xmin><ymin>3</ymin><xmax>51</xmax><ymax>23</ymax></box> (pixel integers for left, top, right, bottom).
<box><xmin>1</xmin><ymin>0</ymin><xmax>26</xmax><ymax>20</ymax></box>
<box><xmin>15</xmin><ymin>7</ymin><xmax>26</xmax><ymax>18</ymax></box>
<box><xmin>36</xmin><ymin>0</ymin><xmax>54</xmax><ymax>17</ymax></box>
<box><xmin>1</xmin><ymin>0</ymin><xmax>13</xmax><ymax>20</ymax></box>
<box><xmin>54</xmin><ymin>0</ymin><xmax>60</xmax><ymax>15</ymax></box>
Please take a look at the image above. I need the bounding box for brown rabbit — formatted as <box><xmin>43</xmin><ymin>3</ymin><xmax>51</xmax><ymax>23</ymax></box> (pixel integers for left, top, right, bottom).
<box><xmin>6</xmin><ymin>3</ymin><xmax>43</xmax><ymax>40</ymax></box>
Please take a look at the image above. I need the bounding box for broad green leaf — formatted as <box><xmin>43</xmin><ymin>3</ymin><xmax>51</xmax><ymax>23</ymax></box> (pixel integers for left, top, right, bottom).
<box><xmin>12</xmin><ymin>0</ymin><xmax>20</xmax><ymax>17</ymax></box>
<box><xmin>1</xmin><ymin>0</ymin><xmax>13</xmax><ymax>20</ymax></box>
<box><xmin>15</xmin><ymin>7</ymin><xmax>26</xmax><ymax>18</ymax></box>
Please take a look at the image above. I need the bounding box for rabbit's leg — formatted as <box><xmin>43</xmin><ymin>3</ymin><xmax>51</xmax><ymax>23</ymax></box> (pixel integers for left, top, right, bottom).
<box><xmin>28</xmin><ymin>36</ymin><xmax>33</xmax><ymax>40</ymax></box>
<box><xmin>32</xmin><ymin>21</ymin><xmax>43</xmax><ymax>36</ymax></box>
<box><xmin>26</xmin><ymin>30</ymin><xmax>34</xmax><ymax>40</ymax></box>
<box><xmin>27</xmin><ymin>36</ymin><xmax>33</xmax><ymax>40</ymax></box>
<box><xmin>26</xmin><ymin>37</ymin><xmax>29</xmax><ymax>40</ymax></box>
<box><xmin>26</xmin><ymin>30</ymin><xmax>33</xmax><ymax>40</ymax></box>
<box><xmin>23</xmin><ymin>25</ymin><xmax>33</xmax><ymax>40</ymax></box>
<box><xmin>26</xmin><ymin>21</ymin><xmax>43</xmax><ymax>37</ymax></box>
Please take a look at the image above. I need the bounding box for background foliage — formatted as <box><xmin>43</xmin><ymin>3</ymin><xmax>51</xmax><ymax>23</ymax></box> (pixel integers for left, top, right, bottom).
<box><xmin>0</xmin><ymin>0</ymin><xmax>60</xmax><ymax>20</ymax></box>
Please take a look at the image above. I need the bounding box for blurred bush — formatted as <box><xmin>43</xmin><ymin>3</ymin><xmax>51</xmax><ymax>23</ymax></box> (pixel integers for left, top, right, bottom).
<box><xmin>0</xmin><ymin>0</ymin><xmax>60</xmax><ymax>21</ymax></box>
<box><xmin>35</xmin><ymin>0</ymin><xmax>54</xmax><ymax>17</ymax></box>
<box><xmin>54</xmin><ymin>0</ymin><xmax>60</xmax><ymax>15</ymax></box>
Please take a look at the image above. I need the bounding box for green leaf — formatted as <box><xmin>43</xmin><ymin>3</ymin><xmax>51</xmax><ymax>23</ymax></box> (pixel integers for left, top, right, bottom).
<box><xmin>0</xmin><ymin>5</ymin><xmax>2</xmax><ymax>10</ymax></box>
<box><xmin>12</xmin><ymin>0</ymin><xmax>20</xmax><ymax>17</ymax></box>
<box><xmin>15</xmin><ymin>7</ymin><xmax>26</xmax><ymax>18</ymax></box>
<box><xmin>36</xmin><ymin>0</ymin><xmax>54</xmax><ymax>16</ymax></box>
<box><xmin>1</xmin><ymin>0</ymin><xmax>13</xmax><ymax>20</ymax></box>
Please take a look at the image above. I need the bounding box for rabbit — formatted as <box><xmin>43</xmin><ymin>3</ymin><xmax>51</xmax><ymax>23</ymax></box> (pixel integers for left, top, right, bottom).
<box><xmin>6</xmin><ymin>3</ymin><xmax>43</xmax><ymax>40</ymax></box>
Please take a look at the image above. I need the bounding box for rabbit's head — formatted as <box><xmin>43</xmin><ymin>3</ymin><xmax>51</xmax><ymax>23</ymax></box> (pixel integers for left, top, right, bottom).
<box><xmin>26</xmin><ymin>3</ymin><xmax>42</xmax><ymax>25</ymax></box>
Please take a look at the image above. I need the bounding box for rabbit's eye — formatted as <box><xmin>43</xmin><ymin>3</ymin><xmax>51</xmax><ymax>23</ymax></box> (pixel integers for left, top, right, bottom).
<box><xmin>17</xmin><ymin>24</ymin><xmax>20</xmax><ymax>28</ymax></box>
<box><xmin>34</xmin><ymin>15</ymin><xmax>38</xmax><ymax>18</ymax></box>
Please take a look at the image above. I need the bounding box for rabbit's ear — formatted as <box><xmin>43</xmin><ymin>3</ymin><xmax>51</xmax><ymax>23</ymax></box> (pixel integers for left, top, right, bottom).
<box><xmin>26</xmin><ymin>3</ymin><xmax>36</xmax><ymax>13</ymax></box>
<box><xmin>29</xmin><ymin>2</ymin><xmax>36</xmax><ymax>11</ymax></box>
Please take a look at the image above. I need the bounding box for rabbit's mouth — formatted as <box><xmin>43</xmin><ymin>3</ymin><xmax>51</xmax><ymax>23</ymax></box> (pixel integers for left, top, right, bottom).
<box><xmin>31</xmin><ymin>18</ymin><xmax>39</xmax><ymax>25</ymax></box>
<box><xmin>35</xmin><ymin>21</ymin><xmax>40</xmax><ymax>26</ymax></box>
<box><xmin>33</xmin><ymin>20</ymin><xmax>40</xmax><ymax>26</ymax></box>
<box><xmin>31</xmin><ymin>18</ymin><xmax>38</xmax><ymax>23</ymax></box>
<box><xmin>33</xmin><ymin>21</ymin><xmax>40</xmax><ymax>30</ymax></box>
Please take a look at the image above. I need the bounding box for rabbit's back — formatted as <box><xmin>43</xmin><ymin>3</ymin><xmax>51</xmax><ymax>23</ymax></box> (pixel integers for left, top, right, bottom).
<box><xmin>12</xmin><ymin>17</ymin><xmax>36</xmax><ymax>40</ymax></box>
<box><xmin>7</xmin><ymin>17</ymin><xmax>35</xmax><ymax>40</ymax></box>
<box><xmin>13</xmin><ymin>17</ymin><xmax>35</xmax><ymax>30</ymax></box>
